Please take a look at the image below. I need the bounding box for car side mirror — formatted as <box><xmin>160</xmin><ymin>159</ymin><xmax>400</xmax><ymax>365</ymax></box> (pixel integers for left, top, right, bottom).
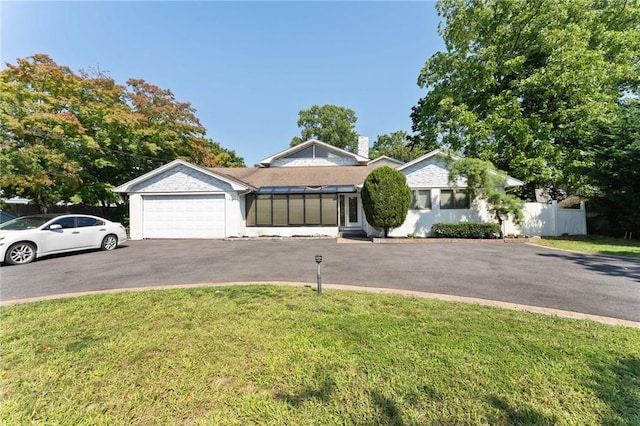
<box><xmin>49</xmin><ymin>224</ymin><xmax>62</xmax><ymax>230</ymax></box>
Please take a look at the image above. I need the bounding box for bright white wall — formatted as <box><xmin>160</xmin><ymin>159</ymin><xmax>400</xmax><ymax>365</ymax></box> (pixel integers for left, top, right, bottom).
<box><xmin>386</xmin><ymin>189</ymin><xmax>489</xmax><ymax>237</ymax></box>
<box><xmin>128</xmin><ymin>194</ymin><xmax>144</xmax><ymax>240</ymax></box>
<box><xmin>244</xmin><ymin>226</ymin><xmax>340</xmax><ymax>238</ymax></box>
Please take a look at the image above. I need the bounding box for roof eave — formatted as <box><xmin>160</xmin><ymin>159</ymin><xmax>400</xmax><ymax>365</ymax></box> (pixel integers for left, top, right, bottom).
<box><xmin>113</xmin><ymin>159</ymin><xmax>251</xmax><ymax>193</ymax></box>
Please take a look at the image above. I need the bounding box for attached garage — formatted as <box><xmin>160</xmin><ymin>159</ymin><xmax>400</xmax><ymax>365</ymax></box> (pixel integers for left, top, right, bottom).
<box><xmin>115</xmin><ymin>160</ymin><xmax>251</xmax><ymax>240</ymax></box>
<box><xmin>142</xmin><ymin>194</ymin><xmax>226</xmax><ymax>239</ymax></box>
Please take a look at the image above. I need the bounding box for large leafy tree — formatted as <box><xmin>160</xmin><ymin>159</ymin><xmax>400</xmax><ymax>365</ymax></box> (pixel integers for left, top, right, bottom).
<box><xmin>411</xmin><ymin>0</ymin><xmax>640</xmax><ymax>199</ymax></box>
<box><xmin>361</xmin><ymin>166</ymin><xmax>411</xmax><ymax>237</ymax></box>
<box><xmin>449</xmin><ymin>157</ymin><xmax>524</xmax><ymax>238</ymax></box>
<box><xmin>586</xmin><ymin>99</ymin><xmax>640</xmax><ymax>236</ymax></box>
<box><xmin>0</xmin><ymin>54</ymin><xmax>244</xmax><ymax>213</ymax></box>
<box><xmin>369</xmin><ymin>130</ymin><xmax>427</xmax><ymax>163</ymax></box>
<box><xmin>290</xmin><ymin>104</ymin><xmax>359</xmax><ymax>152</ymax></box>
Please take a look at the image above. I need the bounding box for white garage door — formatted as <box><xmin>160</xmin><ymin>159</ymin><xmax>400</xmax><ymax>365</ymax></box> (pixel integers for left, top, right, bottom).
<box><xmin>143</xmin><ymin>195</ymin><xmax>226</xmax><ymax>239</ymax></box>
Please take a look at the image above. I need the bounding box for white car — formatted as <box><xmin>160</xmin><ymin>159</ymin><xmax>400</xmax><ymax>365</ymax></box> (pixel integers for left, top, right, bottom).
<box><xmin>0</xmin><ymin>214</ymin><xmax>127</xmax><ymax>265</ymax></box>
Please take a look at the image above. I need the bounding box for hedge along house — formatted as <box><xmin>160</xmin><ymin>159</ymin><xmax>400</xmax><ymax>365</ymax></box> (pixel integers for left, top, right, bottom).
<box><xmin>115</xmin><ymin>138</ymin><xmax>527</xmax><ymax>240</ymax></box>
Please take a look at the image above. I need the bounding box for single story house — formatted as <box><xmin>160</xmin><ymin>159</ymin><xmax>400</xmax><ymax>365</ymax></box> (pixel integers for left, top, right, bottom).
<box><xmin>114</xmin><ymin>138</ymin><xmax>526</xmax><ymax>239</ymax></box>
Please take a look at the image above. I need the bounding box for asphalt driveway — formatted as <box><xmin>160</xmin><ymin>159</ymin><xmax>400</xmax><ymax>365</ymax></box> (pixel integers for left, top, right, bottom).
<box><xmin>1</xmin><ymin>239</ymin><xmax>639</xmax><ymax>322</ymax></box>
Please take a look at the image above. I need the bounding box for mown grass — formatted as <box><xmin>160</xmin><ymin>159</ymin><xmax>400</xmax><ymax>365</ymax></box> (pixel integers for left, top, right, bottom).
<box><xmin>1</xmin><ymin>286</ymin><xmax>639</xmax><ymax>425</ymax></box>
<box><xmin>534</xmin><ymin>235</ymin><xmax>640</xmax><ymax>258</ymax></box>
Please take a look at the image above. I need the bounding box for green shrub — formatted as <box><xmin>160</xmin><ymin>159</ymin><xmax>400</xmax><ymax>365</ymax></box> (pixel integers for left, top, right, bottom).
<box><xmin>362</xmin><ymin>166</ymin><xmax>411</xmax><ymax>237</ymax></box>
<box><xmin>431</xmin><ymin>222</ymin><xmax>500</xmax><ymax>239</ymax></box>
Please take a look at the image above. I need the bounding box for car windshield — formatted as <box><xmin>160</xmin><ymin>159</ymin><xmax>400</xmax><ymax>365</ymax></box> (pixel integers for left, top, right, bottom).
<box><xmin>0</xmin><ymin>215</ymin><xmax>54</xmax><ymax>230</ymax></box>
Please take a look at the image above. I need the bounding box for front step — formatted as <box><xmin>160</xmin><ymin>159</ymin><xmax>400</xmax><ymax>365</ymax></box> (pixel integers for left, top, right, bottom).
<box><xmin>339</xmin><ymin>230</ymin><xmax>368</xmax><ymax>239</ymax></box>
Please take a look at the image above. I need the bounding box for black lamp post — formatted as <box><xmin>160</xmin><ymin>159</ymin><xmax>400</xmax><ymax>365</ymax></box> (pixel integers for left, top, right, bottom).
<box><xmin>315</xmin><ymin>254</ymin><xmax>323</xmax><ymax>296</ymax></box>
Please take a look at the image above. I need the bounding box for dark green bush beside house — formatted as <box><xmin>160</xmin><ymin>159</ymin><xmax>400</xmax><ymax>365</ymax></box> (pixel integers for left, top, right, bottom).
<box><xmin>431</xmin><ymin>222</ymin><xmax>500</xmax><ymax>239</ymax></box>
<box><xmin>361</xmin><ymin>166</ymin><xmax>411</xmax><ymax>237</ymax></box>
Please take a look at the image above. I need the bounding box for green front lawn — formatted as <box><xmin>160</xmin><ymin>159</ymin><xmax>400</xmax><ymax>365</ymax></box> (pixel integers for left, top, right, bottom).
<box><xmin>2</xmin><ymin>286</ymin><xmax>639</xmax><ymax>425</ymax></box>
<box><xmin>534</xmin><ymin>235</ymin><xmax>640</xmax><ymax>258</ymax></box>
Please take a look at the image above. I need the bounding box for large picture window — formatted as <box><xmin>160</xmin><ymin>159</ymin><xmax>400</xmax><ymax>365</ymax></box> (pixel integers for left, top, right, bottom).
<box><xmin>246</xmin><ymin>193</ymin><xmax>339</xmax><ymax>226</ymax></box>
<box><xmin>440</xmin><ymin>189</ymin><xmax>470</xmax><ymax>209</ymax></box>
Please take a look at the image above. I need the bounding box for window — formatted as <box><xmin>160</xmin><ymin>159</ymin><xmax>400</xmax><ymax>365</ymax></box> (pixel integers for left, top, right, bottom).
<box><xmin>246</xmin><ymin>193</ymin><xmax>340</xmax><ymax>227</ymax></box>
<box><xmin>289</xmin><ymin>194</ymin><xmax>304</xmax><ymax>225</ymax></box>
<box><xmin>289</xmin><ymin>146</ymin><xmax>314</xmax><ymax>158</ymax></box>
<box><xmin>288</xmin><ymin>145</ymin><xmax>339</xmax><ymax>159</ymax></box>
<box><xmin>440</xmin><ymin>189</ymin><xmax>470</xmax><ymax>209</ymax></box>
<box><xmin>321</xmin><ymin>194</ymin><xmax>338</xmax><ymax>226</ymax></box>
<box><xmin>348</xmin><ymin>196</ymin><xmax>358</xmax><ymax>223</ymax></box>
<box><xmin>256</xmin><ymin>195</ymin><xmax>272</xmax><ymax>225</ymax></box>
<box><xmin>304</xmin><ymin>194</ymin><xmax>321</xmax><ymax>225</ymax></box>
<box><xmin>411</xmin><ymin>190</ymin><xmax>431</xmax><ymax>209</ymax></box>
<box><xmin>77</xmin><ymin>217</ymin><xmax>104</xmax><ymax>227</ymax></box>
<box><xmin>246</xmin><ymin>194</ymin><xmax>256</xmax><ymax>226</ymax></box>
<box><xmin>272</xmin><ymin>195</ymin><xmax>288</xmax><ymax>226</ymax></box>
<box><xmin>50</xmin><ymin>217</ymin><xmax>76</xmax><ymax>229</ymax></box>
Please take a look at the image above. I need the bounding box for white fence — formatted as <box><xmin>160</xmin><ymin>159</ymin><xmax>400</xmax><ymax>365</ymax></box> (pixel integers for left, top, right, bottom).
<box><xmin>519</xmin><ymin>201</ymin><xmax>587</xmax><ymax>236</ymax></box>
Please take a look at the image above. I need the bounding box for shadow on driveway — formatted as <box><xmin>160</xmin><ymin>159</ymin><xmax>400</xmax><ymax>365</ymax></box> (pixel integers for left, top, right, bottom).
<box><xmin>537</xmin><ymin>252</ymin><xmax>640</xmax><ymax>283</ymax></box>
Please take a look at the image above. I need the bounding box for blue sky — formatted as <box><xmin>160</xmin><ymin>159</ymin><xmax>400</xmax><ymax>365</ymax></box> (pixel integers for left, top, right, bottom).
<box><xmin>1</xmin><ymin>1</ymin><xmax>443</xmax><ymax>166</ymax></box>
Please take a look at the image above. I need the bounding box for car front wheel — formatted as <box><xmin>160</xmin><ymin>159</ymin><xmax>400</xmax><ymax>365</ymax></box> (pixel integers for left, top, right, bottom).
<box><xmin>5</xmin><ymin>242</ymin><xmax>36</xmax><ymax>265</ymax></box>
<box><xmin>101</xmin><ymin>234</ymin><xmax>118</xmax><ymax>251</ymax></box>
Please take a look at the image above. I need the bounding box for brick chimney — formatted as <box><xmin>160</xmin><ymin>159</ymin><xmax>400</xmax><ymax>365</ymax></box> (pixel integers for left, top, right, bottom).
<box><xmin>357</xmin><ymin>136</ymin><xmax>369</xmax><ymax>159</ymax></box>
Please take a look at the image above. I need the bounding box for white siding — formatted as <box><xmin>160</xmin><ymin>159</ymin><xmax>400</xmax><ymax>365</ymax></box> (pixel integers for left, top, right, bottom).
<box><xmin>402</xmin><ymin>158</ymin><xmax>466</xmax><ymax>188</ymax></box>
<box><xmin>131</xmin><ymin>164</ymin><xmax>234</xmax><ymax>193</ymax></box>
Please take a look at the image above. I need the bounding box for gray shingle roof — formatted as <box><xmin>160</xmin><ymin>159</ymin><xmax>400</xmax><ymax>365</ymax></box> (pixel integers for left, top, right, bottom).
<box><xmin>211</xmin><ymin>165</ymin><xmax>378</xmax><ymax>188</ymax></box>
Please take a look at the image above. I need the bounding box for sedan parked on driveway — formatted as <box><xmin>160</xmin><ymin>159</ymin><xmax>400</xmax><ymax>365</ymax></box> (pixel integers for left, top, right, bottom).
<box><xmin>0</xmin><ymin>214</ymin><xmax>127</xmax><ymax>265</ymax></box>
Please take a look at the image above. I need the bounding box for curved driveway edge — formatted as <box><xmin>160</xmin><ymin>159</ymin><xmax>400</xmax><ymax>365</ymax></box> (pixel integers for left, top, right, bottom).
<box><xmin>2</xmin><ymin>281</ymin><xmax>639</xmax><ymax>329</ymax></box>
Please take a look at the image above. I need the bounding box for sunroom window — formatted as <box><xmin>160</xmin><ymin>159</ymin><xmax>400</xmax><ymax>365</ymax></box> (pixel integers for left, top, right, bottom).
<box><xmin>246</xmin><ymin>193</ymin><xmax>339</xmax><ymax>226</ymax></box>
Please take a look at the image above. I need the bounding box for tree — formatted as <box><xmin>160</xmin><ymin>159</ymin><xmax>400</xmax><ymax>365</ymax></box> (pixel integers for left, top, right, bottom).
<box><xmin>585</xmin><ymin>99</ymin><xmax>640</xmax><ymax>237</ymax></box>
<box><xmin>0</xmin><ymin>55</ymin><xmax>244</xmax><ymax>213</ymax></box>
<box><xmin>0</xmin><ymin>57</ymin><xmax>86</xmax><ymax>212</ymax></box>
<box><xmin>411</xmin><ymin>0</ymin><xmax>640</xmax><ymax>199</ymax></box>
<box><xmin>448</xmin><ymin>157</ymin><xmax>524</xmax><ymax>238</ymax></box>
<box><xmin>369</xmin><ymin>131</ymin><xmax>427</xmax><ymax>163</ymax></box>
<box><xmin>290</xmin><ymin>104</ymin><xmax>358</xmax><ymax>152</ymax></box>
<box><xmin>207</xmin><ymin>140</ymin><xmax>245</xmax><ymax>168</ymax></box>
<box><xmin>361</xmin><ymin>166</ymin><xmax>411</xmax><ymax>237</ymax></box>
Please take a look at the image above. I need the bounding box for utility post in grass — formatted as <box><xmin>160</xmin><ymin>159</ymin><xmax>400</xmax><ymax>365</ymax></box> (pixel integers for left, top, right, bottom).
<box><xmin>315</xmin><ymin>254</ymin><xmax>323</xmax><ymax>296</ymax></box>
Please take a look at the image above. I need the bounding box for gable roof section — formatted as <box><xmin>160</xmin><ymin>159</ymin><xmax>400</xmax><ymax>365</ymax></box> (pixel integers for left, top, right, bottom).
<box><xmin>396</xmin><ymin>149</ymin><xmax>442</xmax><ymax>172</ymax></box>
<box><xmin>258</xmin><ymin>139</ymin><xmax>369</xmax><ymax>167</ymax></box>
<box><xmin>114</xmin><ymin>159</ymin><xmax>252</xmax><ymax>193</ymax></box>
<box><xmin>398</xmin><ymin>149</ymin><xmax>524</xmax><ymax>188</ymax></box>
<box><xmin>368</xmin><ymin>156</ymin><xmax>404</xmax><ymax>167</ymax></box>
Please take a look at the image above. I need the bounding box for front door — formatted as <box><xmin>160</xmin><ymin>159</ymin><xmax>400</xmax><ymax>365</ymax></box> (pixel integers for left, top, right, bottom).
<box><xmin>339</xmin><ymin>195</ymin><xmax>361</xmax><ymax>228</ymax></box>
